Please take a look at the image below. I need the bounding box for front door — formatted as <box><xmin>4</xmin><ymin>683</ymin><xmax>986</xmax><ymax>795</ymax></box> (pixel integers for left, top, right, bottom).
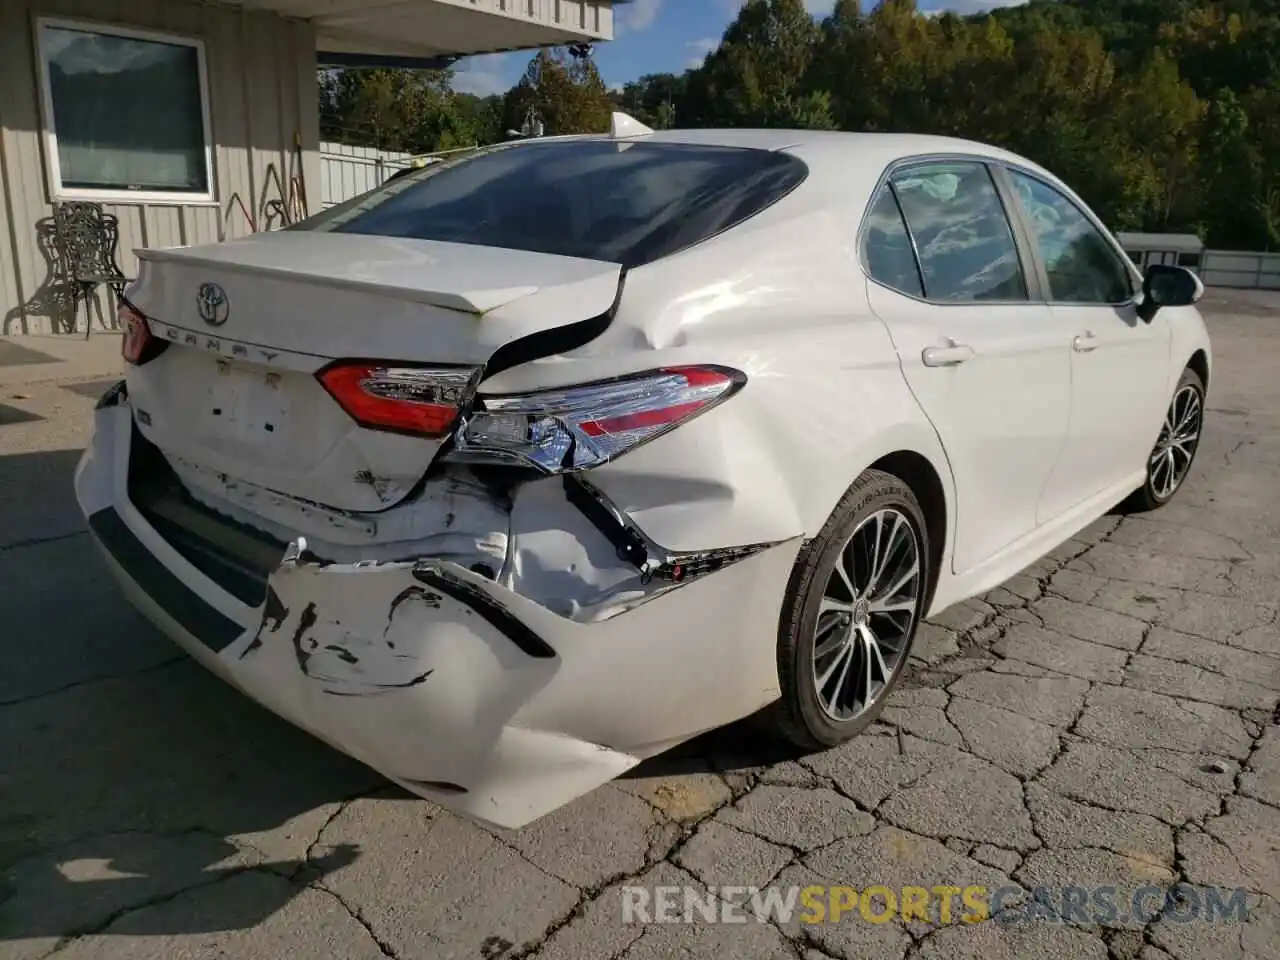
<box><xmin>999</xmin><ymin>168</ymin><xmax>1173</xmax><ymax>522</ymax></box>
<box><xmin>861</xmin><ymin>160</ymin><xmax>1073</xmax><ymax>575</ymax></box>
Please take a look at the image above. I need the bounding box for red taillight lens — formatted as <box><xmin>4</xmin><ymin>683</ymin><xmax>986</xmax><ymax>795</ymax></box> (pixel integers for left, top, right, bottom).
<box><xmin>120</xmin><ymin>302</ymin><xmax>157</xmax><ymax>365</ymax></box>
<box><xmin>316</xmin><ymin>362</ymin><xmax>481</xmax><ymax>438</ymax></box>
<box><xmin>447</xmin><ymin>365</ymin><xmax>744</xmax><ymax>473</ymax></box>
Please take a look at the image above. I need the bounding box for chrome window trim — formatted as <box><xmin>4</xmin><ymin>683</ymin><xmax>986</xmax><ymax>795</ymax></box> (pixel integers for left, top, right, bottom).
<box><xmin>855</xmin><ymin>151</ymin><xmax>1044</xmax><ymax>307</ymax></box>
<box><xmin>998</xmin><ymin>163</ymin><xmax>1142</xmax><ymax>308</ymax></box>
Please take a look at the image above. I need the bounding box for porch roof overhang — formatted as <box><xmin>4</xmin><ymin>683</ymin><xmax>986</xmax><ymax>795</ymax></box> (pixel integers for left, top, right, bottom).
<box><xmin>220</xmin><ymin>0</ymin><xmax>620</xmax><ymax>65</ymax></box>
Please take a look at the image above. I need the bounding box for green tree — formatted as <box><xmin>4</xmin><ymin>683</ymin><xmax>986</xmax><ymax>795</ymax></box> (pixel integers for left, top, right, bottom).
<box><xmin>685</xmin><ymin>0</ymin><xmax>832</xmax><ymax>128</ymax></box>
<box><xmin>320</xmin><ymin>0</ymin><xmax>1280</xmax><ymax>249</ymax></box>
<box><xmin>1197</xmin><ymin>90</ymin><xmax>1261</xmax><ymax>245</ymax></box>
<box><xmin>1241</xmin><ymin>86</ymin><xmax>1280</xmax><ymax>248</ymax></box>
<box><xmin>318</xmin><ymin>67</ymin><xmax>478</xmax><ymax>153</ymax></box>
<box><xmin>503</xmin><ymin>48</ymin><xmax>614</xmax><ymax>136</ymax></box>
<box><xmin>1104</xmin><ymin>52</ymin><xmax>1204</xmax><ymax>231</ymax></box>
<box><xmin>614</xmin><ymin>73</ymin><xmax>686</xmax><ymax>129</ymax></box>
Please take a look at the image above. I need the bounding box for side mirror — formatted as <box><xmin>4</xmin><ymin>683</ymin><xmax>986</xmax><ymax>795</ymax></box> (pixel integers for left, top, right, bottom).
<box><xmin>1137</xmin><ymin>264</ymin><xmax>1203</xmax><ymax>322</ymax></box>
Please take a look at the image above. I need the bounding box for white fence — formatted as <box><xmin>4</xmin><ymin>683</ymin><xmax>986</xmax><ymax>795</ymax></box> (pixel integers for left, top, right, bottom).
<box><xmin>319</xmin><ymin>141</ymin><xmax>417</xmax><ymax>209</ymax></box>
<box><xmin>1201</xmin><ymin>250</ymin><xmax>1280</xmax><ymax>290</ymax></box>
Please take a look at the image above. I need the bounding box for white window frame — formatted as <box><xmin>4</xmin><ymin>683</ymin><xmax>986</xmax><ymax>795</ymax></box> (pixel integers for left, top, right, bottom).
<box><xmin>34</xmin><ymin>16</ymin><xmax>217</xmax><ymax>205</ymax></box>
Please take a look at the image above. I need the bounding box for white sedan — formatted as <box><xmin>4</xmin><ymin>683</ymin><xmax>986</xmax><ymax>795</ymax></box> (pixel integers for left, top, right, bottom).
<box><xmin>77</xmin><ymin>117</ymin><xmax>1211</xmax><ymax>828</ymax></box>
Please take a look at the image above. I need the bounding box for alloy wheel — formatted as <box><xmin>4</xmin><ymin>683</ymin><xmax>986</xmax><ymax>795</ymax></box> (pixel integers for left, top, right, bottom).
<box><xmin>1150</xmin><ymin>384</ymin><xmax>1203</xmax><ymax>500</ymax></box>
<box><xmin>812</xmin><ymin>508</ymin><xmax>921</xmax><ymax>722</ymax></box>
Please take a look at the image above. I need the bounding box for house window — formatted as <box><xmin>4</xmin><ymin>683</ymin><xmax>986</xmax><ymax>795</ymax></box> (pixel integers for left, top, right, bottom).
<box><xmin>36</xmin><ymin>18</ymin><xmax>214</xmax><ymax>203</ymax></box>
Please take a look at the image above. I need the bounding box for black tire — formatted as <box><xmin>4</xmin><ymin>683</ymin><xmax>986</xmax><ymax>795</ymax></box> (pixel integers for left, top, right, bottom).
<box><xmin>770</xmin><ymin>469</ymin><xmax>931</xmax><ymax>752</ymax></box>
<box><xmin>1121</xmin><ymin>367</ymin><xmax>1206</xmax><ymax>514</ymax></box>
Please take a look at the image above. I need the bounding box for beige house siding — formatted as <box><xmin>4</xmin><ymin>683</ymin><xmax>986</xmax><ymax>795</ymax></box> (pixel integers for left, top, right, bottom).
<box><xmin>0</xmin><ymin>0</ymin><xmax>321</xmax><ymax>335</ymax></box>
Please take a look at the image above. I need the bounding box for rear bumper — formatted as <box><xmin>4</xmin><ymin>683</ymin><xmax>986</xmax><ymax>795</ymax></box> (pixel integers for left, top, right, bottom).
<box><xmin>76</xmin><ymin>396</ymin><xmax>799</xmax><ymax>828</ymax></box>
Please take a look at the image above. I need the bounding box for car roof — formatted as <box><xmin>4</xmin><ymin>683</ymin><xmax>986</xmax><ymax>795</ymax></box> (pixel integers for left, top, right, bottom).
<box><xmin>507</xmin><ymin>127</ymin><xmax>1055</xmax><ymax>188</ymax></box>
<box><xmin>653</xmin><ymin>128</ymin><xmax>1046</xmax><ymax>177</ymax></box>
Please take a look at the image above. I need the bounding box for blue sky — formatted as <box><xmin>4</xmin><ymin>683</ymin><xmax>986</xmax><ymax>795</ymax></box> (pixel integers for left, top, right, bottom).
<box><xmin>452</xmin><ymin>0</ymin><xmax>1026</xmax><ymax>97</ymax></box>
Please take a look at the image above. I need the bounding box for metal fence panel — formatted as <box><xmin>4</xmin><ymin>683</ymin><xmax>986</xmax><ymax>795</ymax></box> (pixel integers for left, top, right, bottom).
<box><xmin>1201</xmin><ymin>250</ymin><xmax>1280</xmax><ymax>290</ymax></box>
<box><xmin>320</xmin><ymin>141</ymin><xmax>414</xmax><ymax>208</ymax></box>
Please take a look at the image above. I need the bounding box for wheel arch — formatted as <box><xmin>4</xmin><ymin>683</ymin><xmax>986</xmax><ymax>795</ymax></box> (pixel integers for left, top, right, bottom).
<box><xmin>796</xmin><ymin>420</ymin><xmax>956</xmax><ymax>617</ymax></box>
<box><xmin>1187</xmin><ymin>348</ymin><xmax>1210</xmax><ymax>393</ymax></box>
<box><xmin>866</xmin><ymin>449</ymin><xmax>949</xmax><ymax>616</ymax></box>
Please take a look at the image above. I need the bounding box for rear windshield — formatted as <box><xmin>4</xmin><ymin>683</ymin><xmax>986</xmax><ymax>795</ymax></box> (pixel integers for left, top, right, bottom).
<box><xmin>293</xmin><ymin>139</ymin><xmax>808</xmax><ymax>269</ymax></box>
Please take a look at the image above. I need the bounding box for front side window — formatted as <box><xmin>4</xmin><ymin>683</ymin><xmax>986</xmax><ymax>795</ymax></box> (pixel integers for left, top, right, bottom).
<box><xmin>38</xmin><ymin>20</ymin><xmax>212</xmax><ymax>200</ymax></box>
<box><xmin>890</xmin><ymin>162</ymin><xmax>1027</xmax><ymax>302</ymax></box>
<box><xmin>1007</xmin><ymin>170</ymin><xmax>1134</xmax><ymax>304</ymax></box>
<box><xmin>297</xmin><ymin>140</ymin><xmax>808</xmax><ymax>269</ymax></box>
<box><xmin>861</xmin><ymin>187</ymin><xmax>924</xmax><ymax>297</ymax></box>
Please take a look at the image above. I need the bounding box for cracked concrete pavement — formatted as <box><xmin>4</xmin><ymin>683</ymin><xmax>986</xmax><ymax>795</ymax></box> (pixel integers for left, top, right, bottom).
<box><xmin>2</xmin><ymin>290</ymin><xmax>1278</xmax><ymax>960</ymax></box>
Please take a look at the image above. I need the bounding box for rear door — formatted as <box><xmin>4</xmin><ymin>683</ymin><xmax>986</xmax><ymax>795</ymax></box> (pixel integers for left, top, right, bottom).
<box><xmin>998</xmin><ymin>166</ymin><xmax>1171</xmax><ymax>521</ymax></box>
<box><xmin>862</xmin><ymin>159</ymin><xmax>1073</xmax><ymax>575</ymax></box>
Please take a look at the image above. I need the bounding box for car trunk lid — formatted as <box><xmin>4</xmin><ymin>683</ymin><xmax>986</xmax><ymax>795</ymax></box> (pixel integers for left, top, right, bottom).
<box><xmin>124</xmin><ymin>232</ymin><xmax>622</xmax><ymax>517</ymax></box>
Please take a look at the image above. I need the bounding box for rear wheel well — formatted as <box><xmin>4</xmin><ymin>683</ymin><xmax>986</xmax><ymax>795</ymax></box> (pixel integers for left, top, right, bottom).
<box><xmin>1187</xmin><ymin>349</ymin><xmax>1210</xmax><ymax>393</ymax></box>
<box><xmin>868</xmin><ymin>451</ymin><xmax>947</xmax><ymax>612</ymax></box>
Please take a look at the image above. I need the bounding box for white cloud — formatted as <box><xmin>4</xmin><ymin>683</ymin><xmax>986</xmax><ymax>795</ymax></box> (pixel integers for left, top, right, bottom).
<box><xmin>451</xmin><ymin>61</ymin><xmax>510</xmax><ymax>97</ymax></box>
<box><xmin>618</xmin><ymin>0</ymin><xmax>663</xmax><ymax>36</ymax></box>
<box><xmin>684</xmin><ymin>36</ymin><xmax>719</xmax><ymax>69</ymax></box>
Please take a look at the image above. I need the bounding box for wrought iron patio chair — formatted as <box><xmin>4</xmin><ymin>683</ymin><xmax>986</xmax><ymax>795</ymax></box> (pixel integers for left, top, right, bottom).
<box><xmin>51</xmin><ymin>201</ymin><xmax>131</xmax><ymax>339</ymax></box>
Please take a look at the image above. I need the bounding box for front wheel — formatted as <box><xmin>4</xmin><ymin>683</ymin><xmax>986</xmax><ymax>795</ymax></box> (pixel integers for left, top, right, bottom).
<box><xmin>1122</xmin><ymin>367</ymin><xmax>1205</xmax><ymax>513</ymax></box>
<box><xmin>770</xmin><ymin>470</ymin><xmax>930</xmax><ymax>752</ymax></box>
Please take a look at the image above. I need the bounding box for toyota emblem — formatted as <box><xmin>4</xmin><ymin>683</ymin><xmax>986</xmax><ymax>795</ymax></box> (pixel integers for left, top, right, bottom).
<box><xmin>196</xmin><ymin>282</ymin><xmax>229</xmax><ymax>326</ymax></box>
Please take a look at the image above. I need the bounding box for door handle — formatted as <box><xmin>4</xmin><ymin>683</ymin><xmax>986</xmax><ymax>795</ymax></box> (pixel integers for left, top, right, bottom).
<box><xmin>1072</xmin><ymin>332</ymin><xmax>1099</xmax><ymax>353</ymax></box>
<box><xmin>921</xmin><ymin>340</ymin><xmax>974</xmax><ymax>367</ymax></box>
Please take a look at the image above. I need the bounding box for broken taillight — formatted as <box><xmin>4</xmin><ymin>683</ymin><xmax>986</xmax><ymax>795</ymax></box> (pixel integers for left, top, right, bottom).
<box><xmin>316</xmin><ymin>361</ymin><xmax>482</xmax><ymax>438</ymax></box>
<box><xmin>447</xmin><ymin>365</ymin><xmax>744</xmax><ymax>473</ymax></box>
<box><xmin>119</xmin><ymin>301</ymin><xmax>166</xmax><ymax>365</ymax></box>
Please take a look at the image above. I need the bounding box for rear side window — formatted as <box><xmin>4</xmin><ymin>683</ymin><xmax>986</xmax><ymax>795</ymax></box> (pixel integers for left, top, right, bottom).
<box><xmin>890</xmin><ymin>162</ymin><xmax>1028</xmax><ymax>302</ymax></box>
<box><xmin>861</xmin><ymin>187</ymin><xmax>924</xmax><ymax>297</ymax></box>
<box><xmin>295</xmin><ymin>140</ymin><xmax>808</xmax><ymax>269</ymax></box>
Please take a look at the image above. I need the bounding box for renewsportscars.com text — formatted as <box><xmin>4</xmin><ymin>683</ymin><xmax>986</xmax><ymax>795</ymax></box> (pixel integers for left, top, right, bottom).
<box><xmin>620</xmin><ymin>884</ymin><xmax>1250</xmax><ymax>927</ymax></box>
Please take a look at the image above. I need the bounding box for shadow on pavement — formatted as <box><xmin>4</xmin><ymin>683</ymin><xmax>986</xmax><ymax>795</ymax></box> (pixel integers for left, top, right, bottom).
<box><xmin>0</xmin><ymin>449</ymin><xmax>388</xmax><ymax>948</ymax></box>
<box><xmin>624</xmin><ymin>714</ymin><xmax>808</xmax><ymax>781</ymax></box>
<box><xmin>0</xmin><ymin>449</ymin><xmax>85</xmax><ymax>550</ymax></box>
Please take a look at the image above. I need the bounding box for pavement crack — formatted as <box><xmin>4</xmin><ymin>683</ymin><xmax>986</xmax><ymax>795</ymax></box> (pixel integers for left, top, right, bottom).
<box><xmin>1222</xmin><ymin>438</ymin><xmax>1252</xmax><ymax>468</ymax></box>
<box><xmin>38</xmin><ymin>865</ymin><xmax>259</xmax><ymax>957</ymax></box>
<box><xmin>312</xmin><ymin>882</ymin><xmax>403</xmax><ymax>959</ymax></box>
<box><xmin>941</xmin><ymin>694</ymin><xmax>978</xmax><ymax>755</ymax></box>
<box><xmin>505</xmin><ymin>870</ymin><xmax>652</xmax><ymax>960</ymax></box>
<box><xmin>0</xmin><ymin>529</ymin><xmax>87</xmax><ymax>554</ymax></box>
<box><xmin>294</xmin><ymin>796</ymin><xmax>362</xmax><ymax>881</ymax></box>
<box><xmin>0</xmin><ymin>656</ymin><xmax>187</xmax><ymax>707</ymax></box>
<box><xmin>483</xmin><ymin>830</ymin><xmax>584</xmax><ymax>891</ymax></box>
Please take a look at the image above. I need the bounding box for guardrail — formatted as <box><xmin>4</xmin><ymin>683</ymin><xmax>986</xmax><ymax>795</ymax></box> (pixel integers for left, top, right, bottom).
<box><xmin>1201</xmin><ymin>250</ymin><xmax>1280</xmax><ymax>290</ymax></box>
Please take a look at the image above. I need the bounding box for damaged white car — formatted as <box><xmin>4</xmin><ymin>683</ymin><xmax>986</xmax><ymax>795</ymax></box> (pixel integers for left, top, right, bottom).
<box><xmin>77</xmin><ymin>118</ymin><xmax>1212</xmax><ymax>828</ymax></box>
